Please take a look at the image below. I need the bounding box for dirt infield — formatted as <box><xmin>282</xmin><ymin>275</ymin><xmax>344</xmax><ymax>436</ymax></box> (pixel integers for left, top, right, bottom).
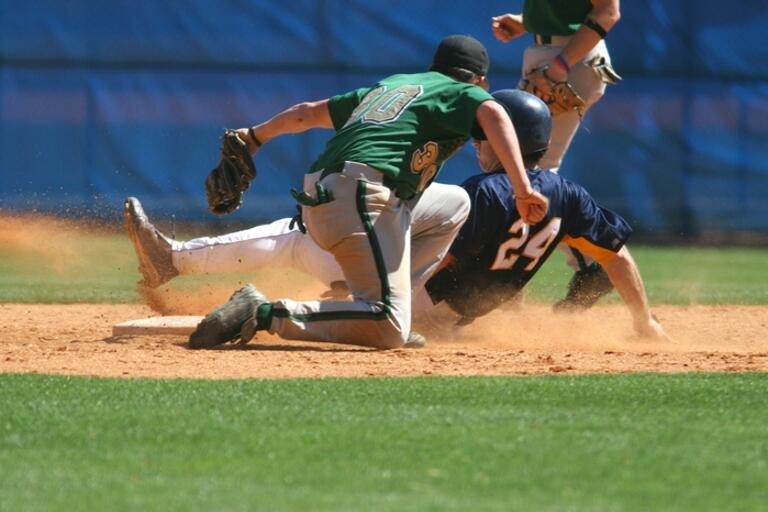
<box><xmin>2</xmin><ymin>214</ymin><xmax>766</xmax><ymax>379</ymax></box>
<box><xmin>2</xmin><ymin>301</ymin><xmax>766</xmax><ymax>379</ymax></box>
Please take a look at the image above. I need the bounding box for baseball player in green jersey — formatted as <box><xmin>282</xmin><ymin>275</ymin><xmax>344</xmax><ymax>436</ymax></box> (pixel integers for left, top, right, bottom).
<box><xmin>187</xmin><ymin>35</ymin><xmax>548</xmax><ymax>350</ymax></box>
<box><xmin>492</xmin><ymin>0</ymin><xmax>622</xmax><ymax>309</ymax></box>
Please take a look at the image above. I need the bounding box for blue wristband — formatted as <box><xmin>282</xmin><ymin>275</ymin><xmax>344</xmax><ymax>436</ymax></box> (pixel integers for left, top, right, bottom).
<box><xmin>554</xmin><ymin>54</ymin><xmax>571</xmax><ymax>73</ymax></box>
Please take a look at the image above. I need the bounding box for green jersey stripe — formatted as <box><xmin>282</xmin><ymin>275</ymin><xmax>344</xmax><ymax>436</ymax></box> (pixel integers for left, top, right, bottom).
<box><xmin>271</xmin><ymin>308</ymin><xmax>389</xmax><ymax>323</ymax></box>
<box><xmin>356</xmin><ymin>180</ymin><xmax>392</xmax><ymax>308</ymax></box>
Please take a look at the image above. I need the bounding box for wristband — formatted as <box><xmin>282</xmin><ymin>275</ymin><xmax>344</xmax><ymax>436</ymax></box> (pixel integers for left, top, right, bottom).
<box><xmin>583</xmin><ymin>18</ymin><xmax>607</xmax><ymax>39</ymax></box>
<box><xmin>554</xmin><ymin>54</ymin><xmax>571</xmax><ymax>73</ymax></box>
<box><xmin>248</xmin><ymin>127</ymin><xmax>263</xmax><ymax>148</ymax></box>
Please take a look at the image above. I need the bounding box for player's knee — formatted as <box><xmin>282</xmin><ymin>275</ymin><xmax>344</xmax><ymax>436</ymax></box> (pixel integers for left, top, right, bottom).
<box><xmin>368</xmin><ymin>311</ymin><xmax>409</xmax><ymax>349</ymax></box>
<box><xmin>455</xmin><ymin>188</ymin><xmax>471</xmax><ymax>223</ymax></box>
<box><xmin>374</xmin><ymin>329</ymin><xmax>408</xmax><ymax>349</ymax></box>
<box><xmin>445</xmin><ymin>186</ymin><xmax>471</xmax><ymax>228</ymax></box>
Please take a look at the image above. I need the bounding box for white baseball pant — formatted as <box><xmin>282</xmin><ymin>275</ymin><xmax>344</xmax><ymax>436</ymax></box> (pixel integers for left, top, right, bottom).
<box><xmin>523</xmin><ymin>37</ymin><xmax>616</xmax><ymax>270</ymax></box>
<box><xmin>170</xmin><ymin>166</ymin><xmax>469</xmax><ymax>346</ymax></box>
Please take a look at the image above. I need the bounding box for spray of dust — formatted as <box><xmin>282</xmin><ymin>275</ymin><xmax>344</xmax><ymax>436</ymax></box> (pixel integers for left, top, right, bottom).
<box><xmin>451</xmin><ymin>304</ymin><xmax>638</xmax><ymax>351</ymax></box>
<box><xmin>138</xmin><ymin>272</ymin><xmax>729</xmax><ymax>354</ymax></box>
<box><xmin>0</xmin><ymin>215</ymin><xmax>91</xmax><ymax>274</ymax></box>
<box><xmin>0</xmin><ymin>215</ymin><xmax>123</xmax><ymax>275</ymax></box>
<box><xmin>5</xmin><ymin>215</ymin><xmax>756</xmax><ymax>355</ymax></box>
<box><xmin>138</xmin><ymin>283</ymin><xmax>240</xmax><ymax>316</ymax></box>
<box><xmin>137</xmin><ymin>273</ymin><xmax>332</xmax><ymax>316</ymax></box>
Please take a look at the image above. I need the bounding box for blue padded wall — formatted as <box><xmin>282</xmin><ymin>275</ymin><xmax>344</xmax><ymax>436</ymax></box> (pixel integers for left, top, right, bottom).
<box><xmin>1</xmin><ymin>0</ymin><xmax>765</xmax><ymax>234</ymax></box>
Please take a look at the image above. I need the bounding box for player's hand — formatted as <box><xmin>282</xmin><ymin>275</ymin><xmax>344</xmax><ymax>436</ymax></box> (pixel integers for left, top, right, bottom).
<box><xmin>491</xmin><ymin>14</ymin><xmax>526</xmax><ymax>43</ymax></box>
<box><xmin>529</xmin><ymin>62</ymin><xmax>569</xmax><ymax>104</ymax></box>
<box><xmin>528</xmin><ymin>68</ymin><xmax>556</xmax><ymax>103</ymax></box>
<box><xmin>634</xmin><ymin>315</ymin><xmax>675</xmax><ymax>342</ymax></box>
<box><xmin>515</xmin><ymin>190</ymin><xmax>548</xmax><ymax>225</ymax></box>
<box><xmin>545</xmin><ymin>59</ymin><xmax>568</xmax><ymax>82</ymax></box>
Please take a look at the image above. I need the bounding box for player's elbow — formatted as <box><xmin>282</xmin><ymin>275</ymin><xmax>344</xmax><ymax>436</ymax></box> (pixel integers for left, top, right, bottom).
<box><xmin>293</xmin><ymin>102</ymin><xmax>316</xmax><ymax>122</ymax></box>
<box><xmin>475</xmin><ymin>101</ymin><xmax>516</xmax><ymax>151</ymax></box>
<box><xmin>476</xmin><ymin>100</ymin><xmax>508</xmax><ymax>129</ymax></box>
<box><xmin>591</xmin><ymin>0</ymin><xmax>620</xmax><ymax>29</ymax></box>
<box><xmin>609</xmin><ymin>7</ymin><xmax>620</xmax><ymax>25</ymax></box>
<box><xmin>291</xmin><ymin>100</ymin><xmax>332</xmax><ymax>130</ymax></box>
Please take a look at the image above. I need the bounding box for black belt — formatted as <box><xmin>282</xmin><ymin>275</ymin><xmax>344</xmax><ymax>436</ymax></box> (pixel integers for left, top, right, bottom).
<box><xmin>534</xmin><ymin>34</ymin><xmax>552</xmax><ymax>45</ymax></box>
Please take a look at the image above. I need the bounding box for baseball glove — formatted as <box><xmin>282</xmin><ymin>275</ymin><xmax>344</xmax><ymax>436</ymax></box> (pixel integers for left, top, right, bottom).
<box><xmin>205</xmin><ymin>129</ymin><xmax>257</xmax><ymax>215</ymax></box>
<box><xmin>520</xmin><ymin>66</ymin><xmax>586</xmax><ymax>118</ymax></box>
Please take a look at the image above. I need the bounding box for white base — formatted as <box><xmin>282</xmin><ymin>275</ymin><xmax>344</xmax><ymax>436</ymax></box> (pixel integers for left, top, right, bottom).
<box><xmin>112</xmin><ymin>316</ymin><xmax>204</xmax><ymax>337</ymax></box>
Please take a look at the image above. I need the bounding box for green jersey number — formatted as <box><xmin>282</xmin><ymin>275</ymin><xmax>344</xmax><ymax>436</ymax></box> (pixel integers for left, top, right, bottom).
<box><xmin>345</xmin><ymin>85</ymin><xmax>423</xmax><ymax>127</ymax></box>
<box><xmin>411</xmin><ymin>141</ymin><xmax>440</xmax><ymax>193</ymax></box>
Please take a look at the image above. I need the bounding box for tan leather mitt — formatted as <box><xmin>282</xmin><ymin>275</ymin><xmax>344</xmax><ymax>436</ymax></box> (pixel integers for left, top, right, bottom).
<box><xmin>520</xmin><ymin>67</ymin><xmax>586</xmax><ymax>118</ymax></box>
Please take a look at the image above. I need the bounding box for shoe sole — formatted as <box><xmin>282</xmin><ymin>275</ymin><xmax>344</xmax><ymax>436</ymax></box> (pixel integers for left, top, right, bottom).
<box><xmin>189</xmin><ymin>284</ymin><xmax>267</xmax><ymax>349</ymax></box>
<box><xmin>123</xmin><ymin>197</ymin><xmax>175</xmax><ymax>288</ymax></box>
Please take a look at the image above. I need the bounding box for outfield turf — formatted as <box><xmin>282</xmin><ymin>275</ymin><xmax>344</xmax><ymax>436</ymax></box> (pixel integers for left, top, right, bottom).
<box><xmin>3</xmin><ymin>227</ymin><xmax>767</xmax><ymax>511</ymax></box>
<box><xmin>1</xmin><ymin>373</ymin><xmax>766</xmax><ymax>511</ymax></box>
<box><xmin>1</xmin><ymin>226</ymin><xmax>767</xmax><ymax>304</ymax></box>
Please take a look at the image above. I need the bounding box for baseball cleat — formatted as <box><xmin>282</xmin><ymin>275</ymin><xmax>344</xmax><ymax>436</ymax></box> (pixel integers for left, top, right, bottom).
<box><xmin>123</xmin><ymin>197</ymin><xmax>179</xmax><ymax>288</ymax></box>
<box><xmin>189</xmin><ymin>284</ymin><xmax>268</xmax><ymax>349</ymax></box>
<box><xmin>403</xmin><ymin>331</ymin><xmax>427</xmax><ymax>349</ymax></box>
<box><xmin>553</xmin><ymin>262</ymin><xmax>614</xmax><ymax>312</ymax></box>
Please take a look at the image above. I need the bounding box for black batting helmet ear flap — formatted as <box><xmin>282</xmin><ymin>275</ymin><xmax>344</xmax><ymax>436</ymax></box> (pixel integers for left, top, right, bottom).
<box><xmin>490</xmin><ymin>89</ymin><xmax>552</xmax><ymax>163</ymax></box>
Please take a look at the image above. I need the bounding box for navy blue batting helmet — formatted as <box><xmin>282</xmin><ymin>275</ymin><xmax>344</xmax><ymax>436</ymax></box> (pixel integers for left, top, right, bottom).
<box><xmin>492</xmin><ymin>89</ymin><xmax>551</xmax><ymax>163</ymax></box>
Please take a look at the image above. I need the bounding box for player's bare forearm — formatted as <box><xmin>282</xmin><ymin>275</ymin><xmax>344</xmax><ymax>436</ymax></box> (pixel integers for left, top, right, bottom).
<box><xmin>550</xmin><ymin>0</ymin><xmax>621</xmax><ymax>80</ymax></box>
<box><xmin>240</xmin><ymin>100</ymin><xmax>333</xmax><ymax>153</ymax></box>
<box><xmin>602</xmin><ymin>246</ymin><xmax>670</xmax><ymax>340</ymax></box>
<box><xmin>602</xmin><ymin>246</ymin><xmax>649</xmax><ymax>318</ymax></box>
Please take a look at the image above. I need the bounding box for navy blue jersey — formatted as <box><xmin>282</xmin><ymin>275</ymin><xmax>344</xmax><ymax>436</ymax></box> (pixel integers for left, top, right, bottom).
<box><xmin>426</xmin><ymin>169</ymin><xmax>631</xmax><ymax>318</ymax></box>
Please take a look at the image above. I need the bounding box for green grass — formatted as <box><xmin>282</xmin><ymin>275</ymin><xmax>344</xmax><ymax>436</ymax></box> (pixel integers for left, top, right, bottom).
<box><xmin>1</xmin><ymin>226</ymin><xmax>766</xmax><ymax>304</ymax></box>
<box><xmin>1</xmin><ymin>373</ymin><xmax>766</xmax><ymax>512</ymax></box>
<box><xmin>3</xmin><ymin>228</ymin><xmax>767</xmax><ymax>510</ymax></box>
<box><xmin>512</xmin><ymin>246</ymin><xmax>768</xmax><ymax>305</ymax></box>
<box><xmin>629</xmin><ymin>246</ymin><xmax>768</xmax><ymax>304</ymax></box>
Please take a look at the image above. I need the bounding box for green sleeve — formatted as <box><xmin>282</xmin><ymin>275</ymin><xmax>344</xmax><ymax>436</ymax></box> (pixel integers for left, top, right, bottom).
<box><xmin>327</xmin><ymin>87</ymin><xmax>371</xmax><ymax>130</ymax></box>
